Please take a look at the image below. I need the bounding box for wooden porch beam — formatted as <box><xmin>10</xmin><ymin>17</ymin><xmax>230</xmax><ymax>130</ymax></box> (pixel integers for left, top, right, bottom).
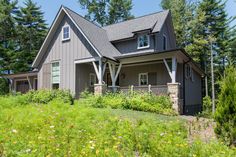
<box><xmin>92</xmin><ymin>61</ymin><xmax>99</xmax><ymax>80</ymax></box>
<box><xmin>163</xmin><ymin>59</ymin><xmax>172</xmax><ymax>79</ymax></box>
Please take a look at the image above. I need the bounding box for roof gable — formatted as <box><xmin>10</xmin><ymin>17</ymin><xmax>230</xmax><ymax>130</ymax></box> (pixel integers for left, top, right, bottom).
<box><xmin>32</xmin><ymin>6</ymin><xmax>121</xmax><ymax>68</ymax></box>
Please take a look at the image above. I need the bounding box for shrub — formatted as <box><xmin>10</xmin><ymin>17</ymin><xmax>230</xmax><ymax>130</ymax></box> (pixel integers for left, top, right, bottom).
<box><xmin>200</xmin><ymin>96</ymin><xmax>212</xmax><ymax>117</ymax></box>
<box><xmin>215</xmin><ymin>67</ymin><xmax>236</xmax><ymax>146</ymax></box>
<box><xmin>0</xmin><ymin>78</ymin><xmax>9</xmax><ymax>95</ymax></box>
<box><xmin>80</xmin><ymin>92</ymin><xmax>176</xmax><ymax>115</ymax></box>
<box><xmin>25</xmin><ymin>89</ymin><xmax>74</xmax><ymax>105</ymax></box>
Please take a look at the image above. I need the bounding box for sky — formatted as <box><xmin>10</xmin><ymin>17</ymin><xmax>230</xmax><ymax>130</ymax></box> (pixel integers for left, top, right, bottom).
<box><xmin>18</xmin><ymin>0</ymin><xmax>236</xmax><ymax>27</ymax></box>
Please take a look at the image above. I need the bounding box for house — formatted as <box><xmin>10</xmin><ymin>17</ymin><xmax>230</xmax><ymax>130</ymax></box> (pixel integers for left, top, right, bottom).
<box><xmin>3</xmin><ymin>6</ymin><xmax>204</xmax><ymax>115</ymax></box>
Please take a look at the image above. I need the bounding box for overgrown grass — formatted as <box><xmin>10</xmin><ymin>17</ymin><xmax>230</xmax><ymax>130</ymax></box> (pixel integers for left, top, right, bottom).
<box><xmin>79</xmin><ymin>91</ymin><xmax>176</xmax><ymax>115</ymax></box>
<box><xmin>0</xmin><ymin>91</ymin><xmax>236</xmax><ymax>156</ymax></box>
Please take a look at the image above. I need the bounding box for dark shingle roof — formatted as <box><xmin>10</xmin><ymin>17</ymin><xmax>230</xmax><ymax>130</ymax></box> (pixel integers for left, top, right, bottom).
<box><xmin>64</xmin><ymin>7</ymin><xmax>121</xmax><ymax>60</ymax></box>
<box><xmin>103</xmin><ymin>10</ymin><xmax>169</xmax><ymax>42</ymax></box>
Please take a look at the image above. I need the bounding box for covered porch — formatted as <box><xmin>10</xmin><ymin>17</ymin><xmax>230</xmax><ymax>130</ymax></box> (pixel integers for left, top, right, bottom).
<box><xmin>2</xmin><ymin>71</ymin><xmax>38</xmax><ymax>94</ymax></box>
<box><xmin>74</xmin><ymin>49</ymin><xmax>191</xmax><ymax>113</ymax></box>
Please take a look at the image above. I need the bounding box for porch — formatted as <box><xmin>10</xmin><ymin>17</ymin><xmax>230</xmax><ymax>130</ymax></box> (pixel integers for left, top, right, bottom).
<box><xmin>74</xmin><ymin>50</ymin><xmax>187</xmax><ymax>113</ymax></box>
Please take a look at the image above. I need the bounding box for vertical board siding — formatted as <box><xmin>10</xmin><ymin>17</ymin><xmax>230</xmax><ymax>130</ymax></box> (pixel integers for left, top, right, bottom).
<box><xmin>38</xmin><ymin>15</ymin><xmax>98</xmax><ymax>94</ymax></box>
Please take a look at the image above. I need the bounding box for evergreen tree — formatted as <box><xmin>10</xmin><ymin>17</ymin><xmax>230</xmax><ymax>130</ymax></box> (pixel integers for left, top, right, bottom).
<box><xmin>215</xmin><ymin>66</ymin><xmax>236</xmax><ymax>146</ymax></box>
<box><xmin>78</xmin><ymin>0</ymin><xmax>134</xmax><ymax>26</ymax></box>
<box><xmin>14</xmin><ymin>0</ymin><xmax>47</xmax><ymax>72</ymax></box>
<box><xmin>0</xmin><ymin>0</ymin><xmax>18</xmax><ymax>74</ymax></box>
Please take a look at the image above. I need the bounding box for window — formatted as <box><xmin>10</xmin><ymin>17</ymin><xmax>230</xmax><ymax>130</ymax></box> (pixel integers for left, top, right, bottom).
<box><xmin>52</xmin><ymin>62</ymin><xmax>60</xmax><ymax>89</ymax></box>
<box><xmin>62</xmin><ymin>25</ymin><xmax>70</xmax><ymax>41</ymax></box>
<box><xmin>185</xmin><ymin>64</ymin><xmax>194</xmax><ymax>81</ymax></box>
<box><xmin>138</xmin><ymin>34</ymin><xmax>150</xmax><ymax>49</ymax></box>
<box><xmin>139</xmin><ymin>73</ymin><xmax>148</xmax><ymax>86</ymax></box>
<box><xmin>163</xmin><ymin>35</ymin><xmax>167</xmax><ymax>50</ymax></box>
<box><xmin>89</xmin><ymin>73</ymin><xmax>96</xmax><ymax>86</ymax></box>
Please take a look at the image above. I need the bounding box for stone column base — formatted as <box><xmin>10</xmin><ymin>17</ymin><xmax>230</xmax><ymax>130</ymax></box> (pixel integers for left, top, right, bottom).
<box><xmin>167</xmin><ymin>83</ymin><xmax>182</xmax><ymax>114</ymax></box>
<box><xmin>94</xmin><ymin>84</ymin><xmax>107</xmax><ymax>96</ymax></box>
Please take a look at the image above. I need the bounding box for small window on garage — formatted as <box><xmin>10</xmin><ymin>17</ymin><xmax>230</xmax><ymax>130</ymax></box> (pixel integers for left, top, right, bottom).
<box><xmin>52</xmin><ymin>62</ymin><xmax>60</xmax><ymax>89</ymax></box>
<box><xmin>138</xmin><ymin>34</ymin><xmax>150</xmax><ymax>49</ymax></box>
<box><xmin>139</xmin><ymin>73</ymin><xmax>148</xmax><ymax>86</ymax></box>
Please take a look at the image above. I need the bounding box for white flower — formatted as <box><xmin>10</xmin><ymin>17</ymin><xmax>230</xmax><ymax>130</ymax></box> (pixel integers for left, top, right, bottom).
<box><xmin>90</xmin><ymin>146</ymin><xmax>94</xmax><ymax>149</ymax></box>
<box><xmin>12</xmin><ymin>129</ymin><xmax>17</xmax><ymax>133</ymax></box>
<box><xmin>160</xmin><ymin>133</ymin><xmax>165</xmax><ymax>136</ymax></box>
<box><xmin>50</xmin><ymin>125</ymin><xmax>55</xmax><ymax>129</ymax></box>
<box><xmin>89</xmin><ymin>140</ymin><xmax>94</xmax><ymax>144</ymax></box>
<box><xmin>25</xmin><ymin>149</ymin><xmax>31</xmax><ymax>153</ymax></box>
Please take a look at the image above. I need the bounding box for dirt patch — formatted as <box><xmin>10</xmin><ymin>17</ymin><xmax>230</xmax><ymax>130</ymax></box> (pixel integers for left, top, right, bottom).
<box><xmin>181</xmin><ymin>116</ymin><xmax>216</xmax><ymax>143</ymax></box>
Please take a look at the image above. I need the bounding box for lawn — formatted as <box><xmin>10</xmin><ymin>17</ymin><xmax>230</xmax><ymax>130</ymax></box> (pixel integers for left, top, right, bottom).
<box><xmin>0</xmin><ymin>94</ymin><xmax>235</xmax><ymax>156</ymax></box>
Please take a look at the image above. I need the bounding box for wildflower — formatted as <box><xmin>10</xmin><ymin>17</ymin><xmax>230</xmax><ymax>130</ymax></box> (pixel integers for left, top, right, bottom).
<box><xmin>89</xmin><ymin>140</ymin><xmax>94</xmax><ymax>144</ymax></box>
<box><xmin>12</xmin><ymin>129</ymin><xmax>17</xmax><ymax>133</ymax></box>
<box><xmin>25</xmin><ymin>149</ymin><xmax>31</xmax><ymax>153</ymax></box>
<box><xmin>90</xmin><ymin>146</ymin><xmax>94</xmax><ymax>149</ymax></box>
<box><xmin>50</xmin><ymin>125</ymin><xmax>55</xmax><ymax>129</ymax></box>
<box><xmin>160</xmin><ymin>133</ymin><xmax>165</xmax><ymax>136</ymax></box>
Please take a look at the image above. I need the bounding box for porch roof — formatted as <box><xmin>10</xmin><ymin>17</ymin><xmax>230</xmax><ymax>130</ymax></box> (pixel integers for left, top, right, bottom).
<box><xmin>1</xmin><ymin>71</ymin><xmax>38</xmax><ymax>79</ymax></box>
<box><xmin>115</xmin><ymin>48</ymin><xmax>205</xmax><ymax>77</ymax></box>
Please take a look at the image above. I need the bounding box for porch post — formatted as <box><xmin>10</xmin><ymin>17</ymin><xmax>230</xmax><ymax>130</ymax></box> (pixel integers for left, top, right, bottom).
<box><xmin>93</xmin><ymin>59</ymin><xmax>107</xmax><ymax>95</ymax></box>
<box><xmin>108</xmin><ymin>62</ymin><xmax>122</xmax><ymax>92</ymax></box>
<box><xmin>171</xmin><ymin>57</ymin><xmax>177</xmax><ymax>83</ymax></box>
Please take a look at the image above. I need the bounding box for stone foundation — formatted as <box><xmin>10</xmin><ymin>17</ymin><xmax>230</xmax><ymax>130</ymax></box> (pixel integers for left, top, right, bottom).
<box><xmin>167</xmin><ymin>83</ymin><xmax>182</xmax><ymax>114</ymax></box>
<box><xmin>94</xmin><ymin>84</ymin><xmax>107</xmax><ymax>95</ymax></box>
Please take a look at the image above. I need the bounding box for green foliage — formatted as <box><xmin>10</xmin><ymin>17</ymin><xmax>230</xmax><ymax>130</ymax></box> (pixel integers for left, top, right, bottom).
<box><xmin>200</xmin><ymin>96</ymin><xmax>212</xmax><ymax>117</ymax></box>
<box><xmin>78</xmin><ymin>0</ymin><xmax>134</xmax><ymax>26</ymax></box>
<box><xmin>0</xmin><ymin>78</ymin><xmax>9</xmax><ymax>95</ymax></box>
<box><xmin>215</xmin><ymin>67</ymin><xmax>236</xmax><ymax>146</ymax></box>
<box><xmin>14</xmin><ymin>0</ymin><xmax>47</xmax><ymax>72</ymax></box>
<box><xmin>80</xmin><ymin>92</ymin><xmax>176</xmax><ymax>115</ymax></box>
<box><xmin>0</xmin><ymin>97</ymin><xmax>235</xmax><ymax>156</ymax></box>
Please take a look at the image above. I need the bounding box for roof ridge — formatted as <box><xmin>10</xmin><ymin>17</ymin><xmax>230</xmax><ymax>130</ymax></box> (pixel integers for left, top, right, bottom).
<box><xmin>63</xmin><ymin>6</ymin><xmax>105</xmax><ymax>30</ymax></box>
<box><xmin>103</xmin><ymin>10</ymin><xmax>169</xmax><ymax>28</ymax></box>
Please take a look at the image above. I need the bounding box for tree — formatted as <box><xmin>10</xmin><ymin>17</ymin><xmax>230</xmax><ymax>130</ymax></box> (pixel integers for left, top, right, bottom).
<box><xmin>0</xmin><ymin>0</ymin><xmax>18</xmax><ymax>74</ymax></box>
<box><xmin>14</xmin><ymin>0</ymin><xmax>47</xmax><ymax>72</ymax></box>
<box><xmin>215</xmin><ymin>66</ymin><xmax>236</xmax><ymax>146</ymax></box>
<box><xmin>78</xmin><ymin>0</ymin><xmax>134</xmax><ymax>26</ymax></box>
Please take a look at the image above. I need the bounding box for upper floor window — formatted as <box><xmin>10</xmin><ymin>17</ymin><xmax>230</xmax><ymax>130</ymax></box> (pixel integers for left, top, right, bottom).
<box><xmin>62</xmin><ymin>25</ymin><xmax>70</xmax><ymax>41</ymax></box>
<box><xmin>52</xmin><ymin>62</ymin><xmax>60</xmax><ymax>89</ymax></box>
<box><xmin>137</xmin><ymin>34</ymin><xmax>150</xmax><ymax>49</ymax></box>
<box><xmin>163</xmin><ymin>35</ymin><xmax>167</xmax><ymax>50</ymax></box>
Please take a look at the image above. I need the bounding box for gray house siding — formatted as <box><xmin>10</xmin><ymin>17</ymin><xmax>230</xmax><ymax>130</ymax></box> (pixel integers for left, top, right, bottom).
<box><xmin>113</xmin><ymin>35</ymin><xmax>155</xmax><ymax>54</ymax></box>
<box><xmin>156</xmin><ymin>21</ymin><xmax>176</xmax><ymax>51</ymax></box>
<box><xmin>184</xmin><ymin>68</ymin><xmax>202</xmax><ymax>115</ymax></box>
<box><xmin>37</xmin><ymin>15</ymin><xmax>98</xmax><ymax>94</ymax></box>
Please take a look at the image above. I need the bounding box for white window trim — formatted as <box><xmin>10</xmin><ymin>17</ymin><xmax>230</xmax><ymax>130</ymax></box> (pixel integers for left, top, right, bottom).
<box><xmin>137</xmin><ymin>34</ymin><xmax>150</xmax><ymax>50</ymax></box>
<box><xmin>139</xmin><ymin>73</ymin><xmax>148</xmax><ymax>86</ymax></box>
<box><xmin>89</xmin><ymin>73</ymin><xmax>96</xmax><ymax>86</ymax></box>
<box><xmin>163</xmin><ymin>34</ymin><xmax>167</xmax><ymax>50</ymax></box>
<box><xmin>62</xmin><ymin>25</ymin><xmax>70</xmax><ymax>41</ymax></box>
<box><xmin>51</xmin><ymin>61</ymin><xmax>60</xmax><ymax>88</ymax></box>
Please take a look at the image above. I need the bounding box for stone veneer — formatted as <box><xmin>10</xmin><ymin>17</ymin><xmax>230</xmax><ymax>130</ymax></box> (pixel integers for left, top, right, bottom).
<box><xmin>94</xmin><ymin>84</ymin><xmax>107</xmax><ymax>95</ymax></box>
<box><xmin>167</xmin><ymin>83</ymin><xmax>183</xmax><ymax>114</ymax></box>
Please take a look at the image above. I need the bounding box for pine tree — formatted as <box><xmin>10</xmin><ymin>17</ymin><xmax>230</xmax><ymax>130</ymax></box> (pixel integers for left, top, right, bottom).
<box><xmin>78</xmin><ymin>0</ymin><xmax>134</xmax><ymax>26</ymax></box>
<box><xmin>14</xmin><ymin>0</ymin><xmax>47</xmax><ymax>72</ymax></box>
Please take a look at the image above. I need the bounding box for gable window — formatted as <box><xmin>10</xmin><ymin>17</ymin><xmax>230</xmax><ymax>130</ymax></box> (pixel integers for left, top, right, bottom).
<box><xmin>62</xmin><ymin>25</ymin><xmax>70</xmax><ymax>41</ymax></box>
<box><xmin>138</xmin><ymin>34</ymin><xmax>150</xmax><ymax>49</ymax></box>
<box><xmin>52</xmin><ymin>62</ymin><xmax>60</xmax><ymax>89</ymax></box>
<box><xmin>139</xmin><ymin>73</ymin><xmax>148</xmax><ymax>86</ymax></box>
<box><xmin>163</xmin><ymin>35</ymin><xmax>167</xmax><ymax>50</ymax></box>
<box><xmin>89</xmin><ymin>73</ymin><xmax>97</xmax><ymax>86</ymax></box>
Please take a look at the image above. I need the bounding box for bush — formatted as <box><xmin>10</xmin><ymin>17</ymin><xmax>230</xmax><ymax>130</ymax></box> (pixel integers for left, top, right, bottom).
<box><xmin>25</xmin><ymin>89</ymin><xmax>74</xmax><ymax>105</ymax></box>
<box><xmin>80</xmin><ymin>92</ymin><xmax>176</xmax><ymax>115</ymax></box>
<box><xmin>215</xmin><ymin>67</ymin><xmax>236</xmax><ymax>146</ymax></box>
<box><xmin>200</xmin><ymin>96</ymin><xmax>212</xmax><ymax>117</ymax></box>
<box><xmin>0</xmin><ymin>78</ymin><xmax>9</xmax><ymax>95</ymax></box>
